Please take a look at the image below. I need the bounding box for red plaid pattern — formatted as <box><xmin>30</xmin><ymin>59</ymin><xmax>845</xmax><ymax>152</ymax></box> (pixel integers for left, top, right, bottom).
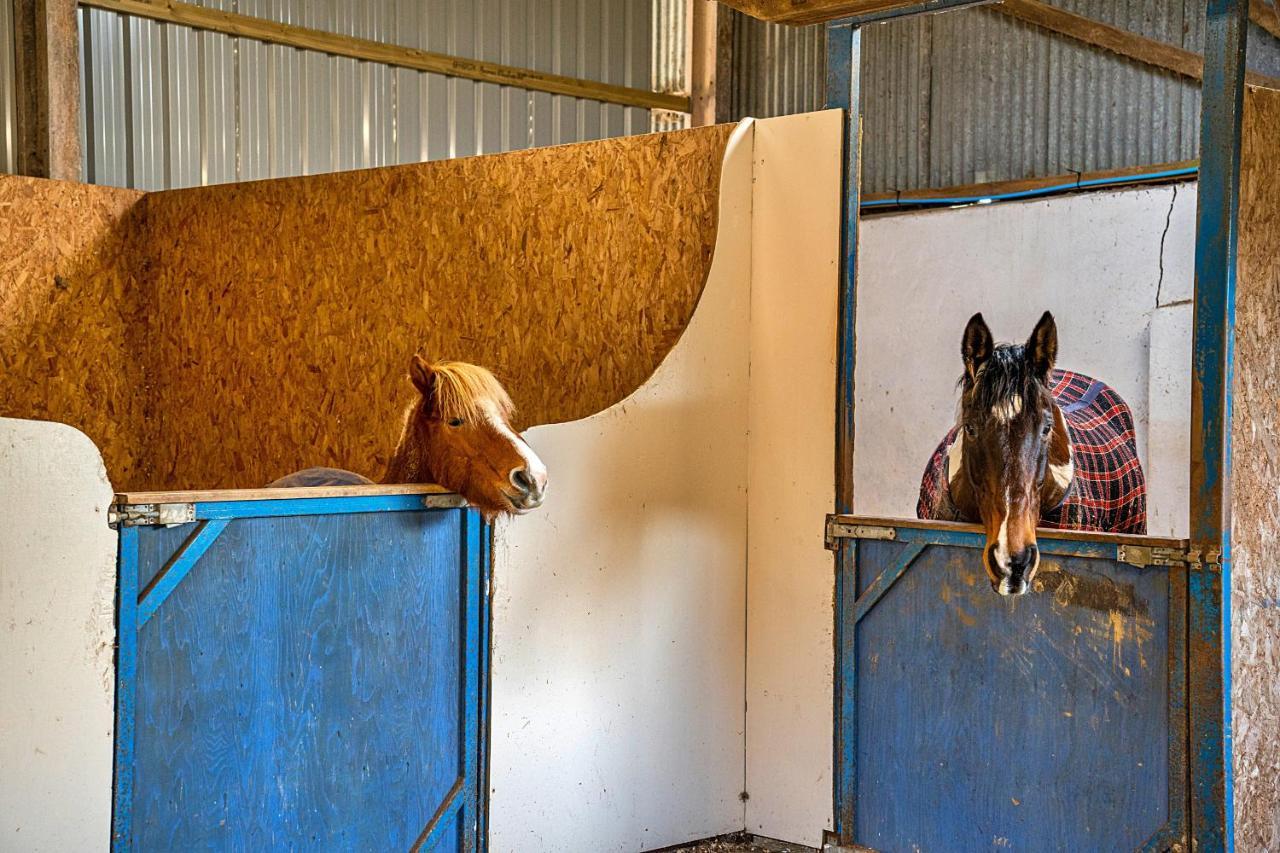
<box><xmin>916</xmin><ymin>369</ymin><xmax>1147</xmax><ymax>534</ymax></box>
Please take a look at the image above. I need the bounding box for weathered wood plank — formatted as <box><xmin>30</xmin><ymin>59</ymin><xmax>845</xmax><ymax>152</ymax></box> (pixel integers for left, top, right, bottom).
<box><xmin>994</xmin><ymin>0</ymin><xmax>1280</xmax><ymax>90</ymax></box>
<box><xmin>12</xmin><ymin>0</ymin><xmax>81</xmax><ymax>180</ymax></box>
<box><xmin>78</xmin><ymin>0</ymin><xmax>690</xmax><ymax>112</ymax></box>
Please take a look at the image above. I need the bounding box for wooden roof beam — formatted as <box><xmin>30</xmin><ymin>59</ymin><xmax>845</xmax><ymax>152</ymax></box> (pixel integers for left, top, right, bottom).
<box><xmin>994</xmin><ymin>0</ymin><xmax>1280</xmax><ymax>90</ymax></box>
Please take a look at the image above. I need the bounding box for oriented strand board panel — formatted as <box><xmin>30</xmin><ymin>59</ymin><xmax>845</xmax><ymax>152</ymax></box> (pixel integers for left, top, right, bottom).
<box><xmin>1231</xmin><ymin>84</ymin><xmax>1280</xmax><ymax>853</ymax></box>
<box><xmin>140</xmin><ymin>125</ymin><xmax>733</xmax><ymax>490</ymax></box>
<box><xmin>489</xmin><ymin>120</ymin><xmax>756</xmax><ymax>852</ymax></box>
<box><xmin>0</xmin><ymin>177</ymin><xmax>147</xmax><ymax>484</ymax></box>
<box><xmin>0</xmin><ymin>418</ymin><xmax>117</xmax><ymax>851</ymax></box>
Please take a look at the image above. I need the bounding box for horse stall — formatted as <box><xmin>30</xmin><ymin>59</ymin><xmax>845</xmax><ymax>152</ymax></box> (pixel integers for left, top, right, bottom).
<box><xmin>3</xmin><ymin>5</ymin><xmax>1280</xmax><ymax>851</ymax></box>
<box><xmin>1</xmin><ymin>111</ymin><xmax>845</xmax><ymax>852</ymax></box>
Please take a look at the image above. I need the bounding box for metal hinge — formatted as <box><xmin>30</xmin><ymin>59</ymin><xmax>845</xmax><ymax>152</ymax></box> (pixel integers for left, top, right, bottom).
<box><xmin>1117</xmin><ymin>543</ymin><xmax>1223</xmax><ymax>571</ymax></box>
<box><xmin>108</xmin><ymin>502</ymin><xmax>196</xmax><ymax>528</ymax></box>
<box><xmin>825</xmin><ymin>516</ymin><xmax>897</xmax><ymax>550</ymax></box>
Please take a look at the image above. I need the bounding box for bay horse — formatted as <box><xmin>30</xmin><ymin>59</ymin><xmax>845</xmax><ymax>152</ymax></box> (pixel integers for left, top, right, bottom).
<box><xmin>271</xmin><ymin>356</ymin><xmax>548</xmax><ymax>520</ymax></box>
<box><xmin>917</xmin><ymin>312</ymin><xmax>1146</xmax><ymax>596</ymax></box>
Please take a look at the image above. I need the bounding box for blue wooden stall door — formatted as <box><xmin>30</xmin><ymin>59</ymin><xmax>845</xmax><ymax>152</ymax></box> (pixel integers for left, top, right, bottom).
<box><xmin>113</xmin><ymin>496</ymin><xmax>490</xmax><ymax>852</ymax></box>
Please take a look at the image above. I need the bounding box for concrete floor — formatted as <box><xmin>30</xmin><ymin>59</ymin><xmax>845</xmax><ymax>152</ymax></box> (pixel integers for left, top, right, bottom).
<box><xmin>666</xmin><ymin>834</ymin><xmax>817</xmax><ymax>853</ymax></box>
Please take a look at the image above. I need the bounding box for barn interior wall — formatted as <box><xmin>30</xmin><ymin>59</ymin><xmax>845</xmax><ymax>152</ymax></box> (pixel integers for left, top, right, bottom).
<box><xmin>723</xmin><ymin>3</ymin><xmax>1280</xmax><ymax>194</ymax></box>
<box><xmin>0</xmin><ymin>417</ymin><xmax>116</xmax><ymax>849</ymax></box>
<box><xmin>1231</xmin><ymin>83</ymin><xmax>1280</xmax><ymax>853</ymax></box>
<box><xmin>0</xmin><ymin>125</ymin><xmax>735</xmax><ymax>493</ymax></box>
<box><xmin>0</xmin><ymin>176</ymin><xmax>148</xmax><ymax>482</ymax></box>
<box><xmin>75</xmin><ymin>0</ymin><xmax>658</xmax><ymax>191</ymax></box>
<box><xmin>855</xmin><ymin>181</ymin><xmax>1198</xmax><ymax>539</ymax></box>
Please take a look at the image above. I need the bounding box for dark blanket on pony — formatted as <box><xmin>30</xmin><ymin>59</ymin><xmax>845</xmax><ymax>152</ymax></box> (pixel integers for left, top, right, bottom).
<box><xmin>917</xmin><ymin>369</ymin><xmax>1147</xmax><ymax>534</ymax></box>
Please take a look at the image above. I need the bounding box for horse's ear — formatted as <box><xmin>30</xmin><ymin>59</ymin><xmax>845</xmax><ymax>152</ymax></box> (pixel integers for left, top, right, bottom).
<box><xmin>962</xmin><ymin>313</ymin><xmax>993</xmax><ymax>384</ymax></box>
<box><xmin>1025</xmin><ymin>311</ymin><xmax>1057</xmax><ymax>379</ymax></box>
<box><xmin>409</xmin><ymin>355</ymin><xmax>437</xmax><ymax>402</ymax></box>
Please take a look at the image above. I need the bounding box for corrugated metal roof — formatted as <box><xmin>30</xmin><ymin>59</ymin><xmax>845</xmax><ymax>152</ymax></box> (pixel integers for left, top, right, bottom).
<box><xmin>0</xmin><ymin>0</ymin><xmax>15</xmax><ymax>174</ymax></box>
<box><xmin>724</xmin><ymin>1</ymin><xmax>1280</xmax><ymax>193</ymax></box>
<box><xmin>76</xmin><ymin>0</ymin><xmax>655</xmax><ymax>190</ymax></box>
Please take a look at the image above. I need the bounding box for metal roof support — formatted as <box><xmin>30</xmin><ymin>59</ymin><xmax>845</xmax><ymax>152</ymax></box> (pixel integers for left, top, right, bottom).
<box><xmin>1190</xmin><ymin>0</ymin><xmax>1249</xmax><ymax>849</ymax></box>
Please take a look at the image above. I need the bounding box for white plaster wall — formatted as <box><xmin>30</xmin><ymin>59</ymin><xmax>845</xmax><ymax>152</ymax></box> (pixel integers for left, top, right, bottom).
<box><xmin>489</xmin><ymin>121</ymin><xmax>756</xmax><ymax>853</ymax></box>
<box><xmin>0</xmin><ymin>417</ymin><xmax>116</xmax><ymax>851</ymax></box>
<box><xmin>855</xmin><ymin>183</ymin><xmax>1198</xmax><ymax>538</ymax></box>
<box><xmin>743</xmin><ymin>112</ymin><xmax>840</xmax><ymax>847</ymax></box>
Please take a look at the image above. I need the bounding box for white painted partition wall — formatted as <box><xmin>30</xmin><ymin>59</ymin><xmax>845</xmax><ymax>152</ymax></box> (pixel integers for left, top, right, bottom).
<box><xmin>491</xmin><ymin>111</ymin><xmax>844</xmax><ymax>852</ymax></box>
<box><xmin>0</xmin><ymin>418</ymin><xmax>116</xmax><ymax>851</ymax></box>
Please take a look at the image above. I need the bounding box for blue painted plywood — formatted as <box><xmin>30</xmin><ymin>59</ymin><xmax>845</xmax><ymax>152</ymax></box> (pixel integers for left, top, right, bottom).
<box><xmin>125</xmin><ymin>508</ymin><xmax>479</xmax><ymax>851</ymax></box>
<box><xmin>850</xmin><ymin>539</ymin><xmax>1179</xmax><ymax>851</ymax></box>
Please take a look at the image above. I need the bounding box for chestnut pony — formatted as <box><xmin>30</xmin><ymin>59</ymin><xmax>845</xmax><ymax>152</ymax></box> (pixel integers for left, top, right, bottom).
<box><xmin>917</xmin><ymin>312</ymin><xmax>1146</xmax><ymax>596</ymax></box>
<box><xmin>271</xmin><ymin>357</ymin><xmax>547</xmax><ymax>519</ymax></box>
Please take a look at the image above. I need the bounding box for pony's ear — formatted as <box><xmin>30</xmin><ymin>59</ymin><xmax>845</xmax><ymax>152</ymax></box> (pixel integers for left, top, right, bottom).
<box><xmin>962</xmin><ymin>313</ymin><xmax>994</xmax><ymax>384</ymax></box>
<box><xmin>409</xmin><ymin>355</ymin><xmax>437</xmax><ymax>402</ymax></box>
<box><xmin>1025</xmin><ymin>311</ymin><xmax>1057</xmax><ymax>379</ymax></box>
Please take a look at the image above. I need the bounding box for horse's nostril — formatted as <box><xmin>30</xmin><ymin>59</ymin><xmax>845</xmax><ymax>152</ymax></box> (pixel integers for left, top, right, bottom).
<box><xmin>511</xmin><ymin>468</ymin><xmax>534</xmax><ymax>494</ymax></box>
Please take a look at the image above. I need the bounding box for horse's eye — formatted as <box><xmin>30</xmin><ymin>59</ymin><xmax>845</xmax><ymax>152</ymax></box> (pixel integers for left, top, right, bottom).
<box><xmin>447</xmin><ymin>418</ymin><xmax>464</xmax><ymax>428</ymax></box>
<box><xmin>1041</xmin><ymin>422</ymin><xmax>1052</xmax><ymax>437</ymax></box>
<box><xmin>963</xmin><ymin>424</ymin><xmax>976</xmax><ymax>437</ymax></box>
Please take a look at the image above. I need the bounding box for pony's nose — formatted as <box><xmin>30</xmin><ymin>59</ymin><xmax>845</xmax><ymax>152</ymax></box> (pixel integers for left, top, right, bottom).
<box><xmin>510</xmin><ymin>467</ymin><xmax>544</xmax><ymax>498</ymax></box>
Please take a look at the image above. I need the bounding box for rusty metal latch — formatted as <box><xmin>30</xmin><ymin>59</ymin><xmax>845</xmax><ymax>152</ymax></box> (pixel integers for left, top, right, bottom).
<box><xmin>825</xmin><ymin>516</ymin><xmax>897</xmax><ymax>550</ymax></box>
<box><xmin>1117</xmin><ymin>543</ymin><xmax>1223</xmax><ymax>571</ymax></box>
<box><xmin>108</xmin><ymin>502</ymin><xmax>196</xmax><ymax>528</ymax></box>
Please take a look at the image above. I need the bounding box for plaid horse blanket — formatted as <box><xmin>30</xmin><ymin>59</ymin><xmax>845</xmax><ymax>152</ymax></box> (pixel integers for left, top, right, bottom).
<box><xmin>916</xmin><ymin>369</ymin><xmax>1147</xmax><ymax>534</ymax></box>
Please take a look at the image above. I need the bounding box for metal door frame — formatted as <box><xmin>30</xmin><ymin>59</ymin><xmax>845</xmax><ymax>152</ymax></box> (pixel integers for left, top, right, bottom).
<box><xmin>109</xmin><ymin>491</ymin><xmax>492</xmax><ymax>852</ymax></box>
<box><xmin>824</xmin><ymin>1</ymin><xmax>1248</xmax><ymax>848</ymax></box>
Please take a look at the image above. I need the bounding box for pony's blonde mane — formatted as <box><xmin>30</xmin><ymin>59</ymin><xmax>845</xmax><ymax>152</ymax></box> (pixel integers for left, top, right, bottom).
<box><xmin>429</xmin><ymin>360</ymin><xmax>516</xmax><ymax>422</ymax></box>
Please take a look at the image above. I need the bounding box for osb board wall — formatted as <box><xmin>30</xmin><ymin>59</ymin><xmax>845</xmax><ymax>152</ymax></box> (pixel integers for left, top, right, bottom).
<box><xmin>138</xmin><ymin>125</ymin><xmax>733</xmax><ymax>490</ymax></box>
<box><xmin>1232</xmin><ymin>85</ymin><xmax>1280</xmax><ymax>852</ymax></box>
<box><xmin>0</xmin><ymin>177</ymin><xmax>148</xmax><ymax>485</ymax></box>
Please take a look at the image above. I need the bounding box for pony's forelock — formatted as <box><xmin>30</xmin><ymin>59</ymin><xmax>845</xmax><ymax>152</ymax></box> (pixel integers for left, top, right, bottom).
<box><xmin>428</xmin><ymin>360</ymin><xmax>516</xmax><ymax>423</ymax></box>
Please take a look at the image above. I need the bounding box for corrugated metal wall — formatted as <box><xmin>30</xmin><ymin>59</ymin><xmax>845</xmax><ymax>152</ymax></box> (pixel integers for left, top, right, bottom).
<box><xmin>1</xmin><ymin>0</ymin><xmax>16</xmax><ymax>174</ymax></box>
<box><xmin>726</xmin><ymin>2</ymin><xmax>1280</xmax><ymax>193</ymax></box>
<box><xmin>76</xmin><ymin>0</ymin><xmax>658</xmax><ymax>189</ymax></box>
<box><xmin>652</xmin><ymin>0</ymin><xmax>691</xmax><ymax>131</ymax></box>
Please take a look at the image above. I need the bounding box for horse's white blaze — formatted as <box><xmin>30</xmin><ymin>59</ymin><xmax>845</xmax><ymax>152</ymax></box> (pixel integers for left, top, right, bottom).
<box><xmin>993</xmin><ymin>487</ymin><xmax>1011</xmax><ymax>571</ymax></box>
<box><xmin>481</xmin><ymin>400</ymin><xmax>548</xmax><ymax>499</ymax></box>
<box><xmin>991</xmin><ymin>394</ymin><xmax>1022</xmax><ymax>423</ymax></box>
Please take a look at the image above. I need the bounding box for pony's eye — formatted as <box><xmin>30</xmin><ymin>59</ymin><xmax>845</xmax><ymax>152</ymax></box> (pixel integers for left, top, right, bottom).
<box><xmin>1041</xmin><ymin>422</ymin><xmax>1052</xmax><ymax>437</ymax></box>
<box><xmin>447</xmin><ymin>418</ymin><xmax>464</xmax><ymax>428</ymax></box>
<box><xmin>963</xmin><ymin>424</ymin><xmax>976</xmax><ymax>437</ymax></box>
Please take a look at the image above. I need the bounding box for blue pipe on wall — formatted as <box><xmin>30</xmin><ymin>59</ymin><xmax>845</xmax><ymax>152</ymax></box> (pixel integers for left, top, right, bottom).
<box><xmin>860</xmin><ymin>165</ymin><xmax>1199</xmax><ymax>210</ymax></box>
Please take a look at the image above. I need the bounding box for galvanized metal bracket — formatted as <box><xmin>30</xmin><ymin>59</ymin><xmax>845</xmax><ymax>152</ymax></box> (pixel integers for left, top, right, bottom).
<box><xmin>109</xmin><ymin>502</ymin><xmax>196</xmax><ymax>528</ymax></box>
<box><xmin>1117</xmin><ymin>543</ymin><xmax>1223</xmax><ymax>571</ymax></box>
<box><xmin>423</xmin><ymin>494</ymin><xmax>468</xmax><ymax>510</ymax></box>
<box><xmin>825</xmin><ymin>515</ymin><xmax>897</xmax><ymax>550</ymax></box>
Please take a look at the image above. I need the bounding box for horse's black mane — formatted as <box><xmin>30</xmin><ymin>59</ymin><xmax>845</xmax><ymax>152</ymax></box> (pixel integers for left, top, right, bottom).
<box><xmin>960</xmin><ymin>343</ymin><xmax>1048</xmax><ymax>412</ymax></box>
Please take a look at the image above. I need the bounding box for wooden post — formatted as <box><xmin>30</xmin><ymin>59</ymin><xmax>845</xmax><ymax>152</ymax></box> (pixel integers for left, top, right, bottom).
<box><xmin>714</xmin><ymin>6</ymin><xmax>736</xmax><ymax>123</ymax></box>
<box><xmin>11</xmin><ymin>0</ymin><xmax>82</xmax><ymax>181</ymax></box>
<box><xmin>688</xmin><ymin>0</ymin><xmax>717</xmax><ymax>126</ymax></box>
